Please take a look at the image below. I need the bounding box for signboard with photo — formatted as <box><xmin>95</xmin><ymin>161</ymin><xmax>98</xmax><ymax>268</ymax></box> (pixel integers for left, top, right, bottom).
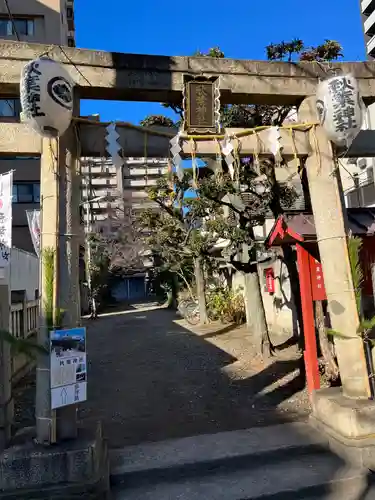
<box><xmin>50</xmin><ymin>327</ymin><xmax>87</xmax><ymax>409</ymax></box>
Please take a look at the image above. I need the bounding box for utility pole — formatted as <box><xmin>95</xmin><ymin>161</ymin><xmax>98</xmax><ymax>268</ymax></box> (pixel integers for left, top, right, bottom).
<box><xmin>82</xmin><ymin>167</ymin><xmax>105</xmax><ymax>319</ymax></box>
<box><xmin>83</xmin><ymin>172</ymin><xmax>95</xmax><ymax>318</ymax></box>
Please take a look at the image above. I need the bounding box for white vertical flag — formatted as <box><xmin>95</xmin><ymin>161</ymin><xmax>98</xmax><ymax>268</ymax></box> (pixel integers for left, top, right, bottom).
<box><xmin>26</xmin><ymin>209</ymin><xmax>41</xmax><ymax>257</ymax></box>
<box><xmin>0</xmin><ymin>172</ymin><xmax>12</xmax><ymax>267</ymax></box>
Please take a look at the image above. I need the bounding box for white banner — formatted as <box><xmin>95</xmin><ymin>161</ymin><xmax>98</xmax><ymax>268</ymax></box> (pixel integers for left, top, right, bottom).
<box><xmin>26</xmin><ymin>209</ymin><xmax>41</xmax><ymax>257</ymax></box>
<box><xmin>0</xmin><ymin>172</ymin><xmax>13</xmax><ymax>267</ymax></box>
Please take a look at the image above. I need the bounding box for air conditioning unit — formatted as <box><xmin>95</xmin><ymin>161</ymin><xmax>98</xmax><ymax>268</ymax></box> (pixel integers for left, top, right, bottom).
<box><xmin>368</xmin><ymin>167</ymin><xmax>374</xmax><ymax>183</ymax></box>
<box><xmin>358</xmin><ymin>158</ymin><xmax>367</xmax><ymax>169</ymax></box>
<box><xmin>347</xmin><ymin>158</ymin><xmax>357</xmax><ymax>165</ymax></box>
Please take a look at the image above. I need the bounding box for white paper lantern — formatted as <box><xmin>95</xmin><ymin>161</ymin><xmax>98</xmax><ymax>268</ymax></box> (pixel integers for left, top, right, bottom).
<box><xmin>315</xmin><ymin>73</ymin><xmax>363</xmax><ymax>148</ymax></box>
<box><xmin>20</xmin><ymin>57</ymin><xmax>74</xmax><ymax>137</ymax></box>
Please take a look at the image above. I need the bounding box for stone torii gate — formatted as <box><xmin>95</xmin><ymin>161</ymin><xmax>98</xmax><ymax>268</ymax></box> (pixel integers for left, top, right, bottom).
<box><xmin>2</xmin><ymin>41</ymin><xmax>375</xmax><ymax>463</ymax></box>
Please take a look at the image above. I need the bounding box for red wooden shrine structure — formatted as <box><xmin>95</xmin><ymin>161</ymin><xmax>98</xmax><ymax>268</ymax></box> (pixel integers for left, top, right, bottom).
<box><xmin>265</xmin><ymin>208</ymin><xmax>375</xmax><ymax>396</ymax></box>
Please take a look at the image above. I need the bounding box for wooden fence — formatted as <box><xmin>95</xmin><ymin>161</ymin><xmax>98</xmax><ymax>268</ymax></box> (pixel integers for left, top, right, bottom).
<box><xmin>10</xmin><ymin>300</ymin><xmax>39</xmax><ymax>384</ymax></box>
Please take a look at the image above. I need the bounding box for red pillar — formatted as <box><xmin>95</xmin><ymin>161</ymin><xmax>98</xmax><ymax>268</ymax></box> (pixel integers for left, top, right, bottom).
<box><xmin>296</xmin><ymin>243</ymin><xmax>320</xmax><ymax>395</ymax></box>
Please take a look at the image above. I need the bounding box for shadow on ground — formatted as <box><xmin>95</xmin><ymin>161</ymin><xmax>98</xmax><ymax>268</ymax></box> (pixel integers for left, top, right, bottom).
<box><xmin>75</xmin><ymin>305</ymin><xmax>309</xmax><ymax>448</ymax></box>
<box><xmin>15</xmin><ymin>305</ymin><xmax>375</xmax><ymax>499</ymax></box>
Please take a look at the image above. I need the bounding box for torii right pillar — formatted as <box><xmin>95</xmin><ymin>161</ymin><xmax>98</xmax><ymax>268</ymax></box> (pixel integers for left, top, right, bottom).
<box><xmin>300</xmin><ymin>97</ymin><xmax>375</xmax><ymax>467</ymax></box>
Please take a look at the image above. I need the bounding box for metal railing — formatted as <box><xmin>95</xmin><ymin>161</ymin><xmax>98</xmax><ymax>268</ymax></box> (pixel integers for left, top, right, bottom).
<box><xmin>346</xmin><ymin>181</ymin><xmax>375</xmax><ymax>208</ymax></box>
<box><xmin>10</xmin><ymin>299</ymin><xmax>39</xmax><ymax>339</ymax></box>
<box><xmin>10</xmin><ymin>299</ymin><xmax>39</xmax><ymax>384</ymax></box>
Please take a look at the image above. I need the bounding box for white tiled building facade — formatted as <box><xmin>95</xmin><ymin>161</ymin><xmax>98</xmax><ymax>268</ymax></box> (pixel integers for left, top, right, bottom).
<box><xmin>338</xmin><ymin>1</ymin><xmax>375</xmax><ymax>207</ymax></box>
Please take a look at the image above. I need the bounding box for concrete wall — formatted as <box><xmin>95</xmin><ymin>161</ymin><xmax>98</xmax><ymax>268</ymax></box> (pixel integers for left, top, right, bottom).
<box><xmin>258</xmin><ymin>254</ymin><xmax>298</xmax><ymax>339</ymax></box>
<box><xmin>232</xmin><ymin>251</ymin><xmax>297</xmax><ymax>341</ymax></box>
<box><xmin>11</xmin><ymin>247</ymin><xmax>39</xmax><ymax>300</ymax></box>
<box><xmin>340</xmin><ymin>104</ymin><xmax>375</xmax><ymax>207</ymax></box>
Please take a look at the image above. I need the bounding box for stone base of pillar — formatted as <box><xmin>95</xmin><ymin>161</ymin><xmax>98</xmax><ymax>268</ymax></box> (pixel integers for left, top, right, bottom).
<box><xmin>0</xmin><ymin>423</ymin><xmax>109</xmax><ymax>499</ymax></box>
<box><xmin>310</xmin><ymin>387</ymin><xmax>375</xmax><ymax>469</ymax></box>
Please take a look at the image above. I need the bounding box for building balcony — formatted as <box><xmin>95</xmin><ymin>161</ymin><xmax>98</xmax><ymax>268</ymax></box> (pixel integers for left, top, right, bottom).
<box><xmin>362</xmin><ymin>0</ymin><xmax>375</xmax><ymax>14</ymax></box>
<box><xmin>364</xmin><ymin>9</ymin><xmax>375</xmax><ymax>36</ymax></box>
<box><xmin>346</xmin><ymin>181</ymin><xmax>375</xmax><ymax>208</ymax></box>
<box><xmin>367</xmin><ymin>34</ymin><xmax>375</xmax><ymax>56</ymax></box>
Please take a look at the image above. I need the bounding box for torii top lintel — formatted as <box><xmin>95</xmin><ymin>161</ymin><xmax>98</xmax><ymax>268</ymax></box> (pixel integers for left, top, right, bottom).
<box><xmin>3</xmin><ymin>41</ymin><xmax>375</xmax><ymax>105</ymax></box>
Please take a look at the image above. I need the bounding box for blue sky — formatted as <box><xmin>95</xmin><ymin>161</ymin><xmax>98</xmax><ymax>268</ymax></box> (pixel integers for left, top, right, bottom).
<box><xmin>76</xmin><ymin>0</ymin><xmax>366</xmax><ymax>124</ymax></box>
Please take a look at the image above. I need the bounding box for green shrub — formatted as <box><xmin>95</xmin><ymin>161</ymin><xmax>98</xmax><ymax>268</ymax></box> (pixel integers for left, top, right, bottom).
<box><xmin>207</xmin><ymin>286</ymin><xmax>245</xmax><ymax>325</ymax></box>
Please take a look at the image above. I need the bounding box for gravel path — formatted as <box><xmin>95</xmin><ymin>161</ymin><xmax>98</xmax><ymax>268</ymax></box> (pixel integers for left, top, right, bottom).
<box><xmin>14</xmin><ymin>305</ymin><xmax>311</xmax><ymax>448</ymax></box>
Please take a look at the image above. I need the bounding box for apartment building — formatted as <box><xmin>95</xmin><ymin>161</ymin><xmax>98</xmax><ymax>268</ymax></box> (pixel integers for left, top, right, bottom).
<box><xmin>339</xmin><ymin>1</ymin><xmax>375</xmax><ymax>208</ymax></box>
<box><xmin>361</xmin><ymin>0</ymin><xmax>375</xmax><ymax>58</ymax></box>
<box><xmin>0</xmin><ymin>0</ymin><xmax>75</xmax><ymax>46</ymax></box>
<box><xmin>0</xmin><ymin>0</ymin><xmax>75</xmax><ymax>252</ymax></box>
<box><xmin>81</xmin><ymin>157</ymin><xmax>168</xmax><ymax>228</ymax></box>
<box><xmin>338</xmin><ymin>109</ymin><xmax>375</xmax><ymax>208</ymax></box>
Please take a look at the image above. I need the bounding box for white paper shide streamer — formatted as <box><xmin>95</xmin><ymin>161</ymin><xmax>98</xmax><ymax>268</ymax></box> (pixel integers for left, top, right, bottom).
<box><xmin>170</xmin><ymin>132</ymin><xmax>184</xmax><ymax>181</ymax></box>
<box><xmin>316</xmin><ymin>73</ymin><xmax>363</xmax><ymax>147</ymax></box>
<box><xmin>105</xmin><ymin>122</ymin><xmax>124</xmax><ymax>170</ymax></box>
<box><xmin>220</xmin><ymin>134</ymin><xmax>235</xmax><ymax>180</ymax></box>
<box><xmin>20</xmin><ymin>57</ymin><xmax>74</xmax><ymax>137</ymax></box>
<box><xmin>0</xmin><ymin>172</ymin><xmax>13</xmax><ymax>268</ymax></box>
<box><xmin>266</xmin><ymin>126</ymin><xmax>282</xmax><ymax>162</ymax></box>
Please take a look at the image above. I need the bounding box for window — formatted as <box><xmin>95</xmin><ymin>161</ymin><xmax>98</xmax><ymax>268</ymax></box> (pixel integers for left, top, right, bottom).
<box><xmin>0</xmin><ymin>98</ymin><xmax>21</xmax><ymax>118</ymax></box>
<box><xmin>15</xmin><ymin>19</ymin><xmax>34</xmax><ymax>36</ymax></box>
<box><xmin>67</xmin><ymin>38</ymin><xmax>75</xmax><ymax>47</ymax></box>
<box><xmin>4</xmin><ymin>156</ymin><xmax>38</xmax><ymax>160</ymax></box>
<box><xmin>33</xmin><ymin>183</ymin><xmax>40</xmax><ymax>203</ymax></box>
<box><xmin>0</xmin><ymin>18</ymin><xmax>34</xmax><ymax>37</ymax></box>
<box><xmin>66</xmin><ymin>7</ymin><xmax>73</xmax><ymax>18</ymax></box>
<box><xmin>12</xmin><ymin>183</ymin><xmax>40</xmax><ymax>204</ymax></box>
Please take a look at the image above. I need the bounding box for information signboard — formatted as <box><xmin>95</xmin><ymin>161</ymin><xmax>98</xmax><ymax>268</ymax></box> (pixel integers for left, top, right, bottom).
<box><xmin>50</xmin><ymin>327</ymin><xmax>87</xmax><ymax>410</ymax></box>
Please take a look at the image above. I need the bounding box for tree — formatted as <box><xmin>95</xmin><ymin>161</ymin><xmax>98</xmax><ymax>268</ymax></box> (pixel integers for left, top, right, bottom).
<box><xmin>142</xmin><ymin>39</ymin><xmax>343</xmax><ymax>360</ymax></box>
<box><xmin>140</xmin><ymin>115</ymin><xmax>176</xmax><ymax>128</ymax></box>
<box><xmin>138</xmin><ymin>171</ymin><xmax>219</xmax><ymax>322</ymax></box>
<box><xmin>85</xmin><ymin>204</ymin><xmax>146</xmax><ymax>312</ymax></box>
<box><xmin>191</xmin><ymin>159</ymin><xmax>297</xmax><ymax>354</ymax></box>
<box><xmin>92</xmin><ymin>205</ymin><xmax>145</xmax><ymax>271</ymax></box>
<box><xmin>214</xmin><ymin>39</ymin><xmax>342</xmax><ymax>366</ymax></box>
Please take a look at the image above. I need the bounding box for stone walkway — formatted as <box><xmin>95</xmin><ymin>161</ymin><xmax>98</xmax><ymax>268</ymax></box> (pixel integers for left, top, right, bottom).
<box><xmin>14</xmin><ymin>303</ymin><xmax>310</xmax><ymax>448</ymax></box>
<box><xmin>76</xmin><ymin>304</ymin><xmax>309</xmax><ymax>448</ymax></box>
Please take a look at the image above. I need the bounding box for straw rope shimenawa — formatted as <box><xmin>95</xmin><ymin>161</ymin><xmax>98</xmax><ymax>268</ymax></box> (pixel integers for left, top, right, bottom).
<box><xmin>73</xmin><ymin>116</ymin><xmax>320</xmax><ymax>141</ymax></box>
<box><xmin>74</xmin><ymin>118</ymin><xmax>322</xmax><ymax>187</ymax></box>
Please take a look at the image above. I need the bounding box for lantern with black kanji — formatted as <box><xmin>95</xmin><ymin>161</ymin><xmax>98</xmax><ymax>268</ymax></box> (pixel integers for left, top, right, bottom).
<box><xmin>315</xmin><ymin>73</ymin><xmax>363</xmax><ymax>147</ymax></box>
<box><xmin>20</xmin><ymin>57</ymin><xmax>74</xmax><ymax>137</ymax></box>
